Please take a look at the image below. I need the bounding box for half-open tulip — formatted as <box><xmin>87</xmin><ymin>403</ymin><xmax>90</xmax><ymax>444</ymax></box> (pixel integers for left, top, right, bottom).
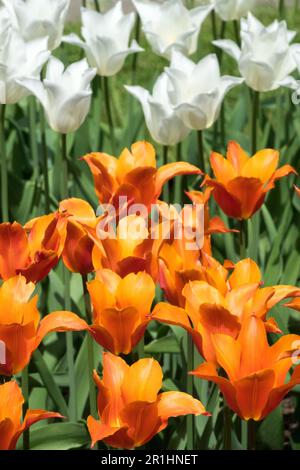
<box><xmin>152</xmin><ymin>257</ymin><xmax>300</xmax><ymax>362</ymax></box>
<box><xmin>133</xmin><ymin>0</ymin><xmax>212</xmax><ymax>59</ymax></box>
<box><xmin>0</xmin><ymin>275</ymin><xmax>89</xmax><ymax>376</ymax></box>
<box><xmin>3</xmin><ymin>0</ymin><xmax>70</xmax><ymax>50</ymax></box>
<box><xmin>191</xmin><ymin>316</ymin><xmax>300</xmax><ymax>421</ymax></box>
<box><xmin>204</xmin><ymin>141</ymin><xmax>296</xmax><ymax>219</ymax></box>
<box><xmin>0</xmin><ymin>217</ymin><xmax>60</xmax><ymax>283</ymax></box>
<box><xmin>0</xmin><ymin>380</ymin><xmax>63</xmax><ymax>450</ymax></box>
<box><xmin>87</xmin><ymin>352</ymin><xmax>209</xmax><ymax>448</ymax></box>
<box><xmin>63</xmin><ymin>4</ymin><xmax>143</xmax><ymax>77</ymax></box>
<box><xmin>212</xmin><ymin>0</ymin><xmax>255</xmax><ymax>22</ymax></box>
<box><xmin>165</xmin><ymin>51</ymin><xmax>243</xmax><ymax>131</ymax></box>
<box><xmin>87</xmin><ymin>269</ymin><xmax>155</xmax><ymax>354</ymax></box>
<box><xmin>83</xmin><ymin>141</ymin><xmax>201</xmax><ymax>210</ymax></box>
<box><xmin>213</xmin><ymin>13</ymin><xmax>300</xmax><ymax>92</ymax></box>
<box><xmin>0</xmin><ymin>27</ymin><xmax>49</xmax><ymax>104</ymax></box>
<box><xmin>125</xmin><ymin>72</ymin><xmax>190</xmax><ymax>146</ymax></box>
<box><xmin>17</xmin><ymin>57</ymin><xmax>96</xmax><ymax>134</ymax></box>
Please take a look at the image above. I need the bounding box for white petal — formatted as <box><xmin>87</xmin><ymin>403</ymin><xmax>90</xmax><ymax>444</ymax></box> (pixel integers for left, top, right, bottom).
<box><xmin>213</xmin><ymin>39</ymin><xmax>241</xmax><ymax>61</ymax></box>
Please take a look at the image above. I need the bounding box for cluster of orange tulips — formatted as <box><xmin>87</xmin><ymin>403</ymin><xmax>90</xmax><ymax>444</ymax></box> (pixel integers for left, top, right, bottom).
<box><xmin>0</xmin><ymin>140</ymin><xmax>300</xmax><ymax>450</ymax></box>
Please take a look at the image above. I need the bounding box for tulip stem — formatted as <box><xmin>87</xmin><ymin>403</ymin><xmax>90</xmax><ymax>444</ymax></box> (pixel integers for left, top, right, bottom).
<box><xmin>174</xmin><ymin>142</ymin><xmax>182</xmax><ymax>203</ymax></box>
<box><xmin>247</xmin><ymin>419</ymin><xmax>256</xmax><ymax>450</ymax></box>
<box><xmin>81</xmin><ymin>274</ymin><xmax>98</xmax><ymax>421</ymax></box>
<box><xmin>211</xmin><ymin>10</ymin><xmax>217</xmax><ymax>41</ymax></box>
<box><xmin>239</xmin><ymin>219</ymin><xmax>247</xmax><ymax>258</ymax></box>
<box><xmin>103</xmin><ymin>76</ymin><xmax>116</xmax><ymax>155</ymax></box>
<box><xmin>223</xmin><ymin>406</ymin><xmax>232</xmax><ymax>450</ymax></box>
<box><xmin>162</xmin><ymin>146</ymin><xmax>169</xmax><ymax>202</ymax></box>
<box><xmin>233</xmin><ymin>20</ymin><xmax>240</xmax><ymax>46</ymax></box>
<box><xmin>197</xmin><ymin>130</ymin><xmax>206</xmax><ymax>174</ymax></box>
<box><xmin>28</xmin><ymin>97</ymin><xmax>39</xmax><ymax>182</ymax></box>
<box><xmin>0</xmin><ymin>104</ymin><xmax>8</xmax><ymax>222</ymax></box>
<box><xmin>94</xmin><ymin>0</ymin><xmax>100</xmax><ymax>12</ymax></box>
<box><xmin>251</xmin><ymin>91</ymin><xmax>259</xmax><ymax>154</ymax></box>
<box><xmin>279</xmin><ymin>0</ymin><xmax>285</xmax><ymax>18</ymax></box>
<box><xmin>186</xmin><ymin>335</ymin><xmax>194</xmax><ymax>450</ymax></box>
<box><xmin>131</xmin><ymin>16</ymin><xmax>141</xmax><ymax>85</ymax></box>
<box><xmin>61</xmin><ymin>133</ymin><xmax>77</xmax><ymax>422</ymax></box>
<box><xmin>40</xmin><ymin>105</ymin><xmax>50</xmax><ymax>213</ymax></box>
<box><xmin>22</xmin><ymin>367</ymin><xmax>30</xmax><ymax>450</ymax></box>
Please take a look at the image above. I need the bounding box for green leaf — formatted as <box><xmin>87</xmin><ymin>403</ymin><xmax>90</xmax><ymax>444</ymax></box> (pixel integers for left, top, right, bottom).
<box><xmin>257</xmin><ymin>407</ymin><xmax>284</xmax><ymax>450</ymax></box>
<box><xmin>145</xmin><ymin>335</ymin><xmax>180</xmax><ymax>354</ymax></box>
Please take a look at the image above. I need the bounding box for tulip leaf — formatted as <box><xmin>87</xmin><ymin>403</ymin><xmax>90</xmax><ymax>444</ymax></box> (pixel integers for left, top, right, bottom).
<box><xmin>257</xmin><ymin>407</ymin><xmax>284</xmax><ymax>450</ymax></box>
<box><xmin>145</xmin><ymin>335</ymin><xmax>180</xmax><ymax>354</ymax></box>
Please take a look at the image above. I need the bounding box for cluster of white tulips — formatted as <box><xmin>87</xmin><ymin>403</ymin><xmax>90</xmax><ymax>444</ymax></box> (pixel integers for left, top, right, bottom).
<box><xmin>0</xmin><ymin>0</ymin><xmax>300</xmax><ymax>143</ymax></box>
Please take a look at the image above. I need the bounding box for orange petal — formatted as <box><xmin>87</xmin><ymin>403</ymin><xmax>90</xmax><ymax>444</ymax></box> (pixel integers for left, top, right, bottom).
<box><xmin>117</xmin><ymin>272</ymin><xmax>155</xmax><ymax>316</ymax></box>
<box><xmin>226</xmin><ymin>141</ymin><xmax>249</xmax><ymax>173</ymax></box>
<box><xmin>59</xmin><ymin>197</ymin><xmax>96</xmax><ymax>220</ymax></box>
<box><xmin>229</xmin><ymin>258</ymin><xmax>261</xmax><ymax>288</ymax></box>
<box><xmin>285</xmin><ymin>298</ymin><xmax>300</xmax><ymax>312</ymax></box>
<box><xmin>0</xmin><ymin>222</ymin><xmax>29</xmax><ymax>279</ymax></box>
<box><xmin>157</xmin><ymin>391</ymin><xmax>209</xmax><ymax>420</ymax></box>
<box><xmin>262</xmin><ymin>366</ymin><xmax>300</xmax><ymax>419</ymax></box>
<box><xmin>226</xmin><ymin>177</ymin><xmax>265</xmax><ymax>219</ymax></box>
<box><xmin>83</xmin><ymin>152</ymin><xmax>118</xmax><ymax>203</ymax></box>
<box><xmin>36</xmin><ymin>311</ymin><xmax>89</xmax><ymax>346</ymax></box>
<box><xmin>151</xmin><ymin>302</ymin><xmax>192</xmax><ymax>330</ymax></box>
<box><xmin>212</xmin><ymin>333</ymin><xmax>241</xmax><ymax>381</ymax></box>
<box><xmin>0</xmin><ymin>323</ymin><xmax>37</xmax><ymax>375</ymax></box>
<box><xmin>206</xmin><ymin>216</ymin><xmax>237</xmax><ymax>234</ymax></box>
<box><xmin>62</xmin><ymin>221</ymin><xmax>94</xmax><ymax>274</ymax></box>
<box><xmin>238</xmin><ymin>316</ymin><xmax>270</xmax><ymax>377</ymax></box>
<box><xmin>205</xmin><ymin>179</ymin><xmax>242</xmax><ymax>218</ymax></box>
<box><xmin>234</xmin><ymin>369</ymin><xmax>275</xmax><ymax>420</ymax></box>
<box><xmin>0</xmin><ymin>381</ymin><xmax>23</xmax><ymax>450</ymax></box>
<box><xmin>122</xmin><ymin>358</ymin><xmax>163</xmax><ymax>404</ymax></box>
<box><xmin>120</xmin><ymin>401</ymin><xmax>160</xmax><ymax>448</ymax></box>
<box><xmin>210</xmin><ymin>151</ymin><xmax>237</xmax><ymax>184</ymax></box>
<box><xmin>241</xmin><ymin>149</ymin><xmax>279</xmax><ymax>183</ymax></box>
<box><xmin>18</xmin><ymin>250</ymin><xmax>58</xmax><ymax>283</ymax></box>
<box><xmin>155</xmin><ymin>162</ymin><xmax>202</xmax><ymax>198</ymax></box>
<box><xmin>268</xmin><ymin>285</ymin><xmax>300</xmax><ymax>309</ymax></box>
<box><xmin>87</xmin><ymin>415</ymin><xmax>121</xmax><ymax>448</ymax></box>
<box><xmin>226</xmin><ymin>283</ymin><xmax>259</xmax><ymax>320</ymax></box>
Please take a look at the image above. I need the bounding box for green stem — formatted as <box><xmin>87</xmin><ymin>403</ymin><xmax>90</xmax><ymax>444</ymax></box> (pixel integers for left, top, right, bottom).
<box><xmin>81</xmin><ymin>274</ymin><xmax>98</xmax><ymax>419</ymax></box>
<box><xmin>174</xmin><ymin>142</ymin><xmax>182</xmax><ymax>203</ymax></box>
<box><xmin>61</xmin><ymin>133</ymin><xmax>77</xmax><ymax>422</ymax></box>
<box><xmin>279</xmin><ymin>0</ymin><xmax>285</xmax><ymax>18</ymax></box>
<box><xmin>94</xmin><ymin>0</ymin><xmax>100</xmax><ymax>12</ymax></box>
<box><xmin>247</xmin><ymin>419</ymin><xmax>256</xmax><ymax>450</ymax></box>
<box><xmin>251</xmin><ymin>91</ymin><xmax>259</xmax><ymax>154</ymax></box>
<box><xmin>40</xmin><ymin>105</ymin><xmax>50</xmax><ymax>213</ymax></box>
<box><xmin>0</xmin><ymin>104</ymin><xmax>8</xmax><ymax>221</ymax></box>
<box><xmin>22</xmin><ymin>367</ymin><xmax>30</xmax><ymax>450</ymax></box>
<box><xmin>197</xmin><ymin>130</ymin><xmax>205</xmax><ymax>174</ymax></box>
<box><xmin>239</xmin><ymin>219</ymin><xmax>247</xmax><ymax>258</ymax></box>
<box><xmin>28</xmin><ymin>97</ymin><xmax>39</xmax><ymax>182</ymax></box>
<box><xmin>103</xmin><ymin>76</ymin><xmax>116</xmax><ymax>155</ymax></box>
<box><xmin>233</xmin><ymin>20</ymin><xmax>240</xmax><ymax>46</ymax></box>
<box><xmin>223</xmin><ymin>406</ymin><xmax>232</xmax><ymax>450</ymax></box>
<box><xmin>186</xmin><ymin>335</ymin><xmax>194</xmax><ymax>450</ymax></box>
<box><xmin>211</xmin><ymin>10</ymin><xmax>217</xmax><ymax>41</ymax></box>
<box><xmin>131</xmin><ymin>16</ymin><xmax>141</xmax><ymax>84</ymax></box>
<box><xmin>162</xmin><ymin>145</ymin><xmax>169</xmax><ymax>202</ymax></box>
<box><xmin>241</xmin><ymin>420</ymin><xmax>248</xmax><ymax>449</ymax></box>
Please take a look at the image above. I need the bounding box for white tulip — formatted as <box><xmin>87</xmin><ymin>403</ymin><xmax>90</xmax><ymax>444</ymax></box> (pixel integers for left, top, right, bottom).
<box><xmin>133</xmin><ymin>0</ymin><xmax>212</xmax><ymax>59</ymax></box>
<box><xmin>0</xmin><ymin>28</ymin><xmax>50</xmax><ymax>105</ymax></box>
<box><xmin>211</xmin><ymin>0</ymin><xmax>255</xmax><ymax>22</ymax></box>
<box><xmin>165</xmin><ymin>50</ymin><xmax>243</xmax><ymax>131</ymax></box>
<box><xmin>213</xmin><ymin>13</ymin><xmax>300</xmax><ymax>92</ymax></box>
<box><xmin>63</xmin><ymin>3</ymin><xmax>143</xmax><ymax>77</ymax></box>
<box><xmin>2</xmin><ymin>0</ymin><xmax>70</xmax><ymax>50</ymax></box>
<box><xmin>125</xmin><ymin>72</ymin><xmax>190</xmax><ymax>146</ymax></box>
<box><xmin>0</xmin><ymin>2</ymin><xmax>10</xmax><ymax>32</ymax></box>
<box><xmin>100</xmin><ymin>0</ymin><xmax>167</xmax><ymax>14</ymax></box>
<box><xmin>17</xmin><ymin>57</ymin><xmax>96</xmax><ymax>134</ymax></box>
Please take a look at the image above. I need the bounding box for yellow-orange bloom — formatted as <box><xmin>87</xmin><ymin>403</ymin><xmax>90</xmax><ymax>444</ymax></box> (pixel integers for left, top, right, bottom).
<box><xmin>0</xmin><ymin>216</ymin><xmax>60</xmax><ymax>283</ymax></box>
<box><xmin>191</xmin><ymin>316</ymin><xmax>300</xmax><ymax>421</ymax></box>
<box><xmin>0</xmin><ymin>276</ymin><xmax>89</xmax><ymax>376</ymax></box>
<box><xmin>87</xmin><ymin>352</ymin><xmax>209</xmax><ymax>449</ymax></box>
<box><xmin>0</xmin><ymin>380</ymin><xmax>63</xmax><ymax>450</ymax></box>
<box><xmin>83</xmin><ymin>141</ymin><xmax>201</xmax><ymax>210</ymax></box>
<box><xmin>152</xmin><ymin>258</ymin><xmax>300</xmax><ymax>362</ymax></box>
<box><xmin>87</xmin><ymin>270</ymin><xmax>155</xmax><ymax>355</ymax></box>
<box><xmin>204</xmin><ymin>141</ymin><xmax>296</xmax><ymax>219</ymax></box>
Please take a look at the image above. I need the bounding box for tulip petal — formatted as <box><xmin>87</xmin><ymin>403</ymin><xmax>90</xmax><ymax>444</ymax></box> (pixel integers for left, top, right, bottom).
<box><xmin>285</xmin><ymin>298</ymin><xmax>300</xmax><ymax>312</ymax></box>
<box><xmin>229</xmin><ymin>258</ymin><xmax>261</xmax><ymax>288</ymax></box>
<box><xmin>267</xmin><ymin>285</ymin><xmax>300</xmax><ymax>309</ymax></box>
<box><xmin>36</xmin><ymin>311</ymin><xmax>89</xmax><ymax>346</ymax></box>
<box><xmin>0</xmin><ymin>222</ymin><xmax>30</xmax><ymax>279</ymax></box>
<box><xmin>212</xmin><ymin>333</ymin><xmax>241</xmax><ymax>381</ymax></box>
<box><xmin>226</xmin><ymin>141</ymin><xmax>249</xmax><ymax>173</ymax></box>
<box><xmin>262</xmin><ymin>366</ymin><xmax>300</xmax><ymax>419</ymax></box>
<box><xmin>122</xmin><ymin>358</ymin><xmax>163</xmax><ymax>403</ymax></box>
<box><xmin>87</xmin><ymin>415</ymin><xmax>121</xmax><ymax>448</ymax></box>
<box><xmin>157</xmin><ymin>391</ymin><xmax>209</xmax><ymax>421</ymax></box>
<box><xmin>205</xmin><ymin>179</ymin><xmax>242</xmax><ymax>218</ymax></box>
<box><xmin>212</xmin><ymin>39</ymin><xmax>241</xmax><ymax>61</ymax></box>
<box><xmin>18</xmin><ymin>250</ymin><xmax>58</xmax><ymax>283</ymax></box>
<box><xmin>120</xmin><ymin>401</ymin><xmax>161</xmax><ymax>448</ymax></box>
<box><xmin>241</xmin><ymin>149</ymin><xmax>279</xmax><ymax>183</ymax></box>
<box><xmin>210</xmin><ymin>152</ymin><xmax>237</xmax><ymax>184</ymax></box>
<box><xmin>0</xmin><ymin>322</ymin><xmax>36</xmax><ymax>375</ymax></box>
<box><xmin>226</xmin><ymin>176</ymin><xmax>265</xmax><ymax>219</ymax></box>
<box><xmin>155</xmin><ymin>162</ymin><xmax>202</xmax><ymax>198</ymax></box>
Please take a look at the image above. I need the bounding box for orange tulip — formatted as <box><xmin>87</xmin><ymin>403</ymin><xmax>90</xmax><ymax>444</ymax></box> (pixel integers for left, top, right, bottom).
<box><xmin>83</xmin><ymin>141</ymin><xmax>201</xmax><ymax>210</ymax></box>
<box><xmin>87</xmin><ymin>270</ymin><xmax>155</xmax><ymax>354</ymax></box>
<box><xmin>0</xmin><ymin>275</ymin><xmax>89</xmax><ymax>376</ymax></box>
<box><xmin>87</xmin><ymin>352</ymin><xmax>209</xmax><ymax>448</ymax></box>
<box><xmin>151</xmin><ymin>258</ymin><xmax>300</xmax><ymax>362</ymax></box>
<box><xmin>0</xmin><ymin>380</ymin><xmax>63</xmax><ymax>450</ymax></box>
<box><xmin>285</xmin><ymin>298</ymin><xmax>300</xmax><ymax>312</ymax></box>
<box><xmin>191</xmin><ymin>316</ymin><xmax>300</xmax><ymax>421</ymax></box>
<box><xmin>158</xmin><ymin>189</ymin><xmax>236</xmax><ymax>306</ymax></box>
<box><xmin>0</xmin><ymin>216</ymin><xmax>60</xmax><ymax>283</ymax></box>
<box><xmin>204</xmin><ymin>141</ymin><xmax>296</xmax><ymax>219</ymax></box>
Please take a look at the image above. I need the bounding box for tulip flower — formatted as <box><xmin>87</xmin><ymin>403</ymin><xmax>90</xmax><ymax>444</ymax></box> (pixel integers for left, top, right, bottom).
<box><xmin>87</xmin><ymin>269</ymin><xmax>155</xmax><ymax>354</ymax></box>
<box><xmin>63</xmin><ymin>4</ymin><xmax>143</xmax><ymax>77</ymax></box>
<box><xmin>0</xmin><ymin>217</ymin><xmax>61</xmax><ymax>283</ymax></box>
<box><xmin>101</xmin><ymin>0</ymin><xmax>167</xmax><ymax>14</ymax></box>
<box><xmin>213</xmin><ymin>13</ymin><xmax>300</xmax><ymax>92</ymax></box>
<box><xmin>158</xmin><ymin>189</ymin><xmax>236</xmax><ymax>306</ymax></box>
<box><xmin>165</xmin><ymin>51</ymin><xmax>243</xmax><ymax>131</ymax></box>
<box><xmin>87</xmin><ymin>352</ymin><xmax>209</xmax><ymax>448</ymax></box>
<box><xmin>133</xmin><ymin>0</ymin><xmax>212</xmax><ymax>59</ymax></box>
<box><xmin>125</xmin><ymin>72</ymin><xmax>190</xmax><ymax>146</ymax></box>
<box><xmin>3</xmin><ymin>0</ymin><xmax>70</xmax><ymax>50</ymax></box>
<box><xmin>83</xmin><ymin>140</ymin><xmax>201</xmax><ymax>210</ymax></box>
<box><xmin>285</xmin><ymin>298</ymin><xmax>300</xmax><ymax>312</ymax></box>
<box><xmin>212</xmin><ymin>0</ymin><xmax>255</xmax><ymax>22</ymax></box>
<box><xmin>0</xmin><ymin>275</ymin><xmax>89</xmax><ymax>376</ymax></box>
<box><xmin>151</xmin><ymin>257</ymin><xmax>300</xmax><ymax>363</ymax></box>
<box><xmin>0</xmin><ymin>28</ymin><xmax>50</xmax><ymax>105</ymax></box>
<box><xmin>17</xmin><ymin>57</ymin><xmax>96</xmax><ymax>134</ymax></box>
<box><xmin>0</xmin><ymin>380</ymin><xmax>63</xmax><ymax>450</ymax></box>
<box><xmin>204</xmin><ymin>141</ymin><xmax>296</xmax><ymax>219</ymax></box>
<box><xmin>191</xmin><ymin>316</ymin><xmax>300</xmax><ymax>421</ymax></box>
